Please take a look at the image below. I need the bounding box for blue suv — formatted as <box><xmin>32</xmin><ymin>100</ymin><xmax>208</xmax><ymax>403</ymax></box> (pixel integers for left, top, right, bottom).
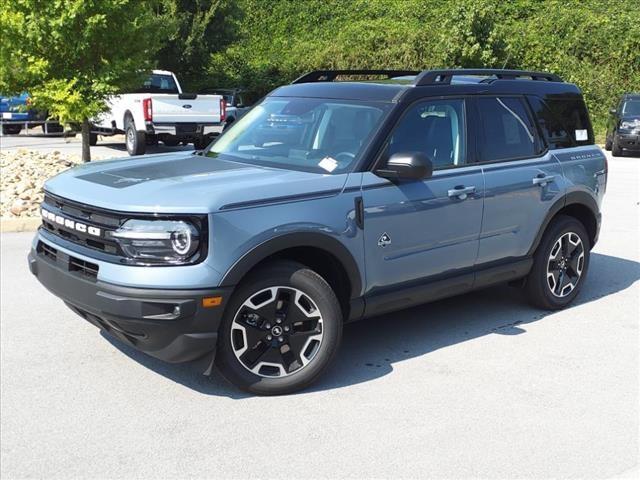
<box><xmin>28</xmin><ymin>69</ymin><xmax>607</xmax><ymax>394</ymax></box>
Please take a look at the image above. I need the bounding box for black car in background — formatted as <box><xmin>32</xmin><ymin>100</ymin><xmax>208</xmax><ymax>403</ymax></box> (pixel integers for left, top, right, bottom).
<box><xmin>605</xmin><ymin>93</ymin><xmax>640</xmax><ymax>156</ymax></box>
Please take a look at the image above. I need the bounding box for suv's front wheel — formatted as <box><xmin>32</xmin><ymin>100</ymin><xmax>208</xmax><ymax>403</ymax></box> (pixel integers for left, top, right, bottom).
<box><xmin>216</xmin><ymin>261</ymin><xmax>342</xmax><ymax>395</ymax></box>
<box><xmin>525</xmin><ymin>215</ymin><xmax>590</xmax><ymax>310</ymax></box>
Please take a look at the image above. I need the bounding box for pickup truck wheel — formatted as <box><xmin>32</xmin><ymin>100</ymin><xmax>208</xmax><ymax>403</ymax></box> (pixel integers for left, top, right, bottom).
<box><xmin>193</xmin><ymin>136</ymin><xmax>210</xmax><ymax>150</ymax></box>
<box><xmin>611</xmin><ymin>135</ymin><xmax>623</xmax><ymax>157</ymax></box>
<box><xmin>2</xmin><ymin>124</ymin><xmax>21</xmax><ymax>135</ymax></box>
<box><xmin>89</xmin><ymin>133</ymin><xmax>98</xmax><ymax>146</ymax></box>
<box><xmin>524</xmin><ymin>215</ymin><xmax>590</xmax><ymax>310</ymax></box>
<box><xmin>216</xmin><ymin>261</ymin><xmax>343</xmax><ymax>395</ymax></box>
<box><xmin>125</xmin><ymin>119</ymin><xmax>146</xmax><ymax>156</ymax></box>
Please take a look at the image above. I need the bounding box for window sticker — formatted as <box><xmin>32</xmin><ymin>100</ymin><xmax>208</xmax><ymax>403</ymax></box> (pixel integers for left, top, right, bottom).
<box><xmin>575</xmin><ymin>129</ymin><xmax>588</xmax><ymax>141</ymax></box>
<box><xmin>318</xmin><ymin>156</ymin><xmax>338</xmax><ymax>172</ymax></box>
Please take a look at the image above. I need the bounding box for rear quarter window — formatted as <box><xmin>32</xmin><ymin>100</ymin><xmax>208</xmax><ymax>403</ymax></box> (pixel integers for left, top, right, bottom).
<box><xmin>527</xmin><ymin>96</ymin><xmax>573</xmax><ymax>149</ymax></box>
<box><xmin>542</xmin><ymin>96</ymin><xmax>594</xmax><ymax>146</ymax></box>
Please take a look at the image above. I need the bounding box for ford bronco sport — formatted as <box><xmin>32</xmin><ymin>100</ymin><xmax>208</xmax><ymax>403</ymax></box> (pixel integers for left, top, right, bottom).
<box><xmin>29</xmin><ymin>69</ymin><xmax>607</xmax><ymax>395</ymax></box>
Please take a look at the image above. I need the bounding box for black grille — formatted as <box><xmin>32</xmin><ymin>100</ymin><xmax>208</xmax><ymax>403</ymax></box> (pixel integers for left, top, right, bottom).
<box><xmin>37</xmin><ymin>241</ymin><xmax>58</xmax><ymax>261</ymax></box>
<box><xmin>41</xmin><ymin>193</ymin><xmax>122</xmax><ymax>256</ymax></box>
<box><xmin>37</xmin><ymin>241</ymin><xmax>100</xmax><ymax>279</ymax></box>
<box><xmin>69</xmin><ymin>257</ymin><xmax>99</xmax><ymax>279</ymax></box>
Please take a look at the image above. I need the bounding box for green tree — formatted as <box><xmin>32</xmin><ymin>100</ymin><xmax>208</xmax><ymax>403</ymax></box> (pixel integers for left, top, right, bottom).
<box><xmin>156</xmin><ymin>0</ymin><xmax>239</xmax><ymax>92</ymax></box>
<box><xmin>0</xmin><ymin>0</ymin><xmax>174</xmax><ymax>161</ymax></box>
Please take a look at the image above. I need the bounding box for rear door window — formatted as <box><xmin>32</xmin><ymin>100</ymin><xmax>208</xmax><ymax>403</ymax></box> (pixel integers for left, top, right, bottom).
<box><xmin>477</xmin><ymin>97</ymin><xmax>540</xmax><ymax>162</ymax></box>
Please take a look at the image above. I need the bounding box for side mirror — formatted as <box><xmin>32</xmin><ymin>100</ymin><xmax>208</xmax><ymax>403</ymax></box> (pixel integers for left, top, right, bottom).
<box><xmin>609</xmin><ymin>108</ymin><xmax>617</xmax><ymax>115</ymax></box>
<box><xmin>375</xmin><ymin>152</ymin><xmax>433</xmax><ymax>181</ymax></box>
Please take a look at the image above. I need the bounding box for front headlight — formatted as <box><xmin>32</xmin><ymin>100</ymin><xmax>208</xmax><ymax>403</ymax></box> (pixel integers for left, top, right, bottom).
<box><xmin>110</xmin><ymin>219</ymin><xmax>201</xmax><ymax>265</ymax></box>
<box><xmin>621</xmin><ymin>120</ymin><xmax>639</xmax><ymax>130</ymax></box>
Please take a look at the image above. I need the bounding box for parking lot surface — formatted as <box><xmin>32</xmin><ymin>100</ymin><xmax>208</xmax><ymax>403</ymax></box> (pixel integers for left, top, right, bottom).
<box><xmin>0</xmin><ymin>130</ymin><xmax>196</xmax><ymax>157</ymax></box>
<box><xmin>1</xmin><ymin>152</ymin><xmax>638</xmax><ymax>479</ymax></box>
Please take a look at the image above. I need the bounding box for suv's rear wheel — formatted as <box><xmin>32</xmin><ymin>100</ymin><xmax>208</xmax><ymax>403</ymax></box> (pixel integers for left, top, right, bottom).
<box><xmin>216</xmin><ymin>261</ymin><xmax>342</xmax><ymax>395</ymax></box>
<box><xmin>525</xmin><ymin>215</ymin><xmax>590</xmax><ymax>310</ymax></box>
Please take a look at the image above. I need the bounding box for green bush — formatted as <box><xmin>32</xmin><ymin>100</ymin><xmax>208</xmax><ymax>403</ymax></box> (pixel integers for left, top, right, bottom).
<box><xmin>205</xmin><ymin>0</ymin><xmax>640</xmax><ymax>139</ymax></box>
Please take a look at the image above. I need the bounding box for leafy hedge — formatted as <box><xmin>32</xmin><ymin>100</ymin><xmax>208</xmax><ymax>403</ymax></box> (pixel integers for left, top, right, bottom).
<box><xmin>203</xmin><ymin>0</ymin><xmax>640</xmax><ymax>140</ymax></box>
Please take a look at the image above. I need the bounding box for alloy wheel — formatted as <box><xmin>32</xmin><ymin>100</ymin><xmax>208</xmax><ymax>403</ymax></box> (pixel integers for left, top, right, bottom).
<box><xmin>126</xmin><ymin>127</ymin><xmax>135</xmax><ymax>149</ymax></box>
<box><xmin>546</xmin><ymin>232</ymin><xmax>585</xmax><ymax>297</ymax></box>
<box><xmin>231</xmin><ymin>286</ymin><xmax>324</xmax><ymax>377</ymax></box>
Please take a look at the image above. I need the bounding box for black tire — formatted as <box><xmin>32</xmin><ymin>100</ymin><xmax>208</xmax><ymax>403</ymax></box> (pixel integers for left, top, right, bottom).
<box><xmin>42</xmin><ymin>123</ymin><xmax>63</xmax><ymax>134</ymax></box>
<box><xmin>193</xmin><ymin>136</ymin><xmax>210</xmax><ymax>150</ymax></box>
<box><xmin>611</xmin><ymin>134</ymin><xmax>623</xmax><ymax>157</ymax></box>
<box><xmin>216</xmin><ymin>261</ymin><xmax>343</xmax><ymax>395</ymax></box>
<box><xmin>2</xmin><ymin>124</ymin><xmax>21</xmax><ymax>135</ymax></box>
<box><xmin>524</xmin><ymin>215</ymin><xmax>590</xmax><ymax>310</ymax></box>
<box><xmin>162</xmin><ymin>137</ymin><xmax>180</xmax><ymax>147</ymax></box>
<box><xmin>125</xmin><ymin>118</ymin><xmax>146</xmax><ymax>156</ymax></box>
<box><xmin>222</xmin><ymin>117</ymin><xmax>234</xmax><ymax>131</ymax></box>
<box><xmin>89</xmin><ymin>132</ymin><xmax>98</xmax><ymax>146</ymax></box>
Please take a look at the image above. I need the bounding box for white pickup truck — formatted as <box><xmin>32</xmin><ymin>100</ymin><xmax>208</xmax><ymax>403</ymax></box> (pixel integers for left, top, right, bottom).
<box><xmin>92</xmin><ymin>70</ymin><xmax>225</xmax><ymax>155</ymax></box>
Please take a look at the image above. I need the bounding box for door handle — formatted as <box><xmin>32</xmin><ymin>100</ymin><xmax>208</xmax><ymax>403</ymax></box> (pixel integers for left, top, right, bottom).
<box><xmin>447</xmin><ymin>185</ymin><xmax>476</xmax><ymax>200</ymax></box>
<box><xmin>532</xmin><ymin>175</ymin><xmax>556</xmax><ymax>187</ymax></box>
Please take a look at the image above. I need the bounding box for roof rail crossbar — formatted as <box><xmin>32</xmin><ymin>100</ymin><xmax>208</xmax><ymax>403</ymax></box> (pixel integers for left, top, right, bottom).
<box><xmin>292</xmin><ymin>69</ymin><xmax>421</xmax><ymax>84</ymax></box>
<box><xmin>415</xmin><ymin>69</ymin><xmax>563</xmax><ymax>86</ymax></box>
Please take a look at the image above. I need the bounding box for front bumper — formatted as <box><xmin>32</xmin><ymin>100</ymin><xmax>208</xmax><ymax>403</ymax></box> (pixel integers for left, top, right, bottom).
<box><xmin>28</xmin><ymin>244</ymin><xmax>232</xmax><ymax>363</ymax></box>
<box><xmin>616</xmin><ymin>132</ymin><xmax>640</xmax><ymax>151</ymax></box>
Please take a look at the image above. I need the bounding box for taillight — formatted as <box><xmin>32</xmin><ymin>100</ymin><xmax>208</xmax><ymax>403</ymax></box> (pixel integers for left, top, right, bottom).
<box><xmin>142</xmin><ymin>98</ymin><xmax>152</xmax><ymax>122</ymax></box>
<box><xmin>219</xmin><ymin>98</ymin><xmax>226</xmax><ymax>123</ymax></box>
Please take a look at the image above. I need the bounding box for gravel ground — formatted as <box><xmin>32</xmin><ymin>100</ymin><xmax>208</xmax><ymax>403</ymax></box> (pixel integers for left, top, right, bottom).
<box><xmin>0</xmin><ymin>152</ymin><xmax>638</xmax><ymax>479</ymax></box>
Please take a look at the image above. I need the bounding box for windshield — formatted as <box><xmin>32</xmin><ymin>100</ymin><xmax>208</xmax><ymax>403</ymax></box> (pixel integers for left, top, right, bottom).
<box><xmin>622</xmin><ymin>99</ymin><xmax>640</xmax><ymax>116</ymax></box>
<box><xmin>207</xmin><ymin>97</ymin><xmax>389</xmax><ymax>174</ymax></box>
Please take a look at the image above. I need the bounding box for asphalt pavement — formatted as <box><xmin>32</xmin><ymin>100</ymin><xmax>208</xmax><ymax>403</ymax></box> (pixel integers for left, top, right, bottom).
<box><xmin>0</xmin><ymin>130</ymin><xmax>195</xmax><ymax>158</ymax></box>
<box><xmin>1</xmin><ymin>152</ymin><xmax>638</xmax><ymax>479</ymax></box>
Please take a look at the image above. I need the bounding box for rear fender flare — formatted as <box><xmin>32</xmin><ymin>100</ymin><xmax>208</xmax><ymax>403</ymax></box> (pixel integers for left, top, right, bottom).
<box><xmin>528</xmin><ymin>191</ymin><xmax>599</xmax><ymax>255</ymax></box>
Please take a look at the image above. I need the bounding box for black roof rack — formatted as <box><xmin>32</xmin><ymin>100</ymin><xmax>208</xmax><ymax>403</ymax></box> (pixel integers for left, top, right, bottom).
<box><xmin>292</xmin><ymin>70</ymin><xmax>420</xmax><ymax>84</ymax></box>
<box><xmin>414</xmin><ymin>69</ymin><xmax>563</xmax><ymax>85</ymax></box>
<box><xmin>292</xmin><ymin>68</ymin><xmax>563</xmax><ymax>86</ymax></box>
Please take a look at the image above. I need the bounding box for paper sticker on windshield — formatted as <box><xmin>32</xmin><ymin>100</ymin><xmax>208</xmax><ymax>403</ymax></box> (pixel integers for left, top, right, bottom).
<box><xmin>575</xmin><ymin>129</ymin><xmax>588</xmax><ymax>141</ymax></box>
<box><xmin>318</xmin><ymin>157</ymin><xmax>338</xmax><ymax>172</ymax></box>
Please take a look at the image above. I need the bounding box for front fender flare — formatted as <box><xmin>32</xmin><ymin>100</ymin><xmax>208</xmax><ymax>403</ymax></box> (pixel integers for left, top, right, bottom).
<box><xmin>219</xmin><ymin>232</ymin><xmax>363</xmax><ymax>299</ymax></box>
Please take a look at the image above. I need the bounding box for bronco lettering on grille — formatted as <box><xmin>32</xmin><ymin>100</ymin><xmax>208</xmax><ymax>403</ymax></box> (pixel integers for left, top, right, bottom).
<box><xmin>41</xmin><ymin>208</ymin><xmax>101</xmax><ymax>237</ymax></box>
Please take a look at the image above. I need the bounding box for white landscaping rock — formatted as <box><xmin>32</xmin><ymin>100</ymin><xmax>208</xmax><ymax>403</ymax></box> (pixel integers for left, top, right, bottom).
<box><xmin>0</xmin><ymin>150</ymin><xmax>83</xmax><ymax>218</ymax></box>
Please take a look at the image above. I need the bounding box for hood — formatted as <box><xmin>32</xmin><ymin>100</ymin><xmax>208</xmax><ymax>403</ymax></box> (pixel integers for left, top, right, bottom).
<box><xmin>44</xmin><ymin>152</ymin><xmax>349</xmax><ymax>214</ymax></box>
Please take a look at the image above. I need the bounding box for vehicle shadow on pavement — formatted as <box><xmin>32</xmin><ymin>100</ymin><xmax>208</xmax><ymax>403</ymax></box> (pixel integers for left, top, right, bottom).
<box><xmin>102</xmin><ymin>252</ymin><xmax>639</xmax><ymax>397</ymax></box>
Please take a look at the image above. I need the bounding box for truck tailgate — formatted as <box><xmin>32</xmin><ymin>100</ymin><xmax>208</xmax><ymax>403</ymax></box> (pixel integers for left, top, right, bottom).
<box><xmin>151</xmin><ymin>94</ymin><xmax>222</xmax><ymax>124</ymax></box>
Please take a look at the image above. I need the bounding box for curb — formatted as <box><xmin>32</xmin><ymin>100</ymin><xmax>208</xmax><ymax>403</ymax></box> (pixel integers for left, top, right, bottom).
<box><xmin>1</xmin><ymin>217</ymin><xmax>41</xmax><ymax>233</ymax></box>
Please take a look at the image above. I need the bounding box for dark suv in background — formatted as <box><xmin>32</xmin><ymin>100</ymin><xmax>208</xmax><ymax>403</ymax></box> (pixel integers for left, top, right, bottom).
<box><xmin>605</xmin><ymin>93</ymin><xmax>640</xmax><ymax>156</ymax></box>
